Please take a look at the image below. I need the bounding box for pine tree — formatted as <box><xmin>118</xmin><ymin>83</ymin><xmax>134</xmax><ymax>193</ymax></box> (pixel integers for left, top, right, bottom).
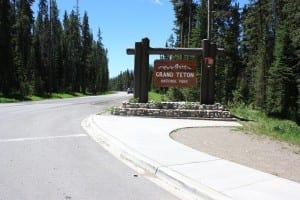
<box><xmin>267</xmin><ymin>23</ymin><xmax>298</xmax><ymax>118</ymax></box>
<box><xmin>50</xmin><ymin>0</ymin><xmax>63</xmax><ymax>92</ymax></box>
<box><xmin>88</xmin><ymin>40</ymin><xmax>98</xmax><ymax>94</ymax></box>
<box><xmin>171</xmin><ymin>0</ymin><xmax>197</xmax><ymax>47</ymax></box>
<box><xmin>239</xmin><ymin>0</ymin><xmax>275</xmax><ymax>109</ymax></box>
<box><xmin>14</xmin><ymin>0</ymin><xmax>35</xmax><ymax>96</ymax></box>
<box><xmin>0</xmin><ymin>0</ymin><xmax>16</xmax><ymax>95</ymax></box>
<box><xmin>34</xmin><ymin>0</ymin><xmax>50</xmax><ymax>94</ymax></box>
<box><xmin>31</xmin><ymin>27</ymin><xmax>44</xmax><ymax>95</ymax></box>
<box><xmin>190</xmin><ymin>0</ymin><xmax>206</xmax><ymax>48</ymax></box>
<box><xmin>95</xmin><ymin>29</ymin><xmax>109</xmax><ymax>92</ymax></box>
<box><xmin>282</xmin><ymin>0</ymin><xmax>300</xmax><ymax>123</ymax></box>
<box><xmin>62</xmin><ymin>11</ymin><xmax>71</xmax><ymax>91</ymax></box>
<box><xmin>81</xmin><ymin>11</ymin><xmax>92</xmax><ymax>94</ymax></box>
<box><xmin>101</xmin><ymin>48</ymin><xmax>109</xmax><ymax>92</ymax></box>
<box><xmin>214</xmin><ymin>1</ymin><xmax>241</xmax><ymax>104</ymax></box>
<box><xmin>265</xmin><ymin>0</ymin><xmax>299</xmax><ymax>120</ymax></box>
<box><xmin>66</xmin><ymin>10</ymin><xmax>81</xmax><ymax>92</ymax></box>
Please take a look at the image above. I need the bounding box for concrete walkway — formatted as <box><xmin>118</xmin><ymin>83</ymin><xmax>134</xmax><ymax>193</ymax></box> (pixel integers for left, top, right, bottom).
<box><xmin>82</xmin><ymin>115</ymin><xmax>300</xmax><ymax>200</ymax></box>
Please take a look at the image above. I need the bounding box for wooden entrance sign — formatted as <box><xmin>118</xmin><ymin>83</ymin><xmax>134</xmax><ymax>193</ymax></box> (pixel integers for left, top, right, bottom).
<box><xmin>127</xmin><ymin>38</ymin><xmax>223</xmax><ymax>103</ymax></box>
<box><xmin>153</xmin><ymin>60</ymin><xmax>196</xmax><ymax>88</ymax></box>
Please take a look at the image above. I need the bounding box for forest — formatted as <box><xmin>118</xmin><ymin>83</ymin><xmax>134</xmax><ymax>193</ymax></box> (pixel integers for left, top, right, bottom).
<box><xmin>1</xmin><ymin>0</ymin><xmax>299</xmax><ymax>123</ymax></box>
<box><xmin>0</xmin><ymin>0</ymin><xmax>109</xmax><ymax>97</ymax></box>
<box><xmin>112</xmin><ymin>0</ymin><xmax>299</xmax><ymax>123</ymax></box>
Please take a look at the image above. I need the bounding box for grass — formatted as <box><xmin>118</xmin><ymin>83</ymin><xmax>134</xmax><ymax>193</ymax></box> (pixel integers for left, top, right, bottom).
<box><xmin>230</xmin><ymin>104</ymin><xmax>300</xmax><ymax>146</ymax></box>
<box><xmin>0</xmin><ymin>91</ymin><xmax>114</xmax><ymax>103</ymax></box>
<box><xmin>0</xmin><ymin>96</ymin><xmax>19</xmax><ymax>103</ymax></box>
<box><xmin>148</xmin><ymin>91</ymin><xmax>170</xmax><ymax>102</ymax></box>
<box><xmin>0</xmin><ymin>94</ymin><xmax>32</xmax><ymax>103</ymax></box>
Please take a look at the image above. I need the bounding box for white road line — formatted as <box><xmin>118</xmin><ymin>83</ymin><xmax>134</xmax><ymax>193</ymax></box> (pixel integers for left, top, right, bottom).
<box><xmin>0</xmin><ymin>134</ymin><xmax>87</xmax><ymax>143</ymax></box>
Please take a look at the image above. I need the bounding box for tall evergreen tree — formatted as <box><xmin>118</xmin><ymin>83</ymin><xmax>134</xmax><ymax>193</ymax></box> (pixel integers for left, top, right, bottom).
<box><xmin>0</xmin><ymin>0</ymin><xmax>16</xmax><ymax>95</ymax></box>
<box><xmin>95</xmin><ymin>29</ymin><xmax>109</xmax><ymax>92</ymax></box>
<box><xmin>214</xmin><ymin>1</ymin><xmax>241</xmax><ymax>103</ymax></box>
<box><xmin>34</xmin><ymin>0</ymin><xmax>50</xmax><ymax>94</ymax></box>
<box><xmin>50</xmin><ymin>0</ymin><xmax>63</xmax><ymax>92</ymax></box>
<box><xmin>61</xmin><ymin>11</ymin><xmax>71</xmax><ymax>91</ymax></box>
<box><xmin>88</xmin><ymin>40</ymin><xmax>98</xmax><ymax>94</ymax></box>
<box><xmin>171</xmin><ymin>0</ymin><xmax>197</xmax><ymax>47</ymax></box>
<box><xmin>190</xmin><ymin>0</ymin><xmax>206</xmax><ymax>48</ymax></box>
<box><xmin>267</xmin><ymin>23</ymin><xmax>297</xmax><ymax>118</ymax></box>
<box><xmin>239</xmin><ymin>0</ymin><xmax>275</xmax><ymax>109</ymax></box>
<box><xmin>31</xmin><ymin>25</ymin><xmax>44</xmax><ymax>95</ymax></box>
<box><xmin>65</xmin><ymin>10</ymin><xmax>81</xmax><ymax>92</ymax></box>
<box><xmin>281</xmin><ymin>0</ymin><xmax>300</xmax><ymax>123</ymax></box>
<box><xmin>14</xmin><ymin>0</ymin><xmax>35</xmax><ymax>95</ymax></box>
<box><xmin>81</xmin><ymin>11</ymin><xmax>92</xmax><ymax>93</ymax></box>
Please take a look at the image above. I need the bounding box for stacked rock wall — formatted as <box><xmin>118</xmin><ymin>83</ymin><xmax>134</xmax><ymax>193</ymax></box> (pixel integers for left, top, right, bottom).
<box><xmin>112</xmin><ymin>102</ymin><xmax>233</xmax><ymax>120</ymax></box>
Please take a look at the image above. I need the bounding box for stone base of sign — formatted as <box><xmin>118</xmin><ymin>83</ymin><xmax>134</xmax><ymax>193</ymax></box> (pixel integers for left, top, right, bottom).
<box><xmin>111</xmin><ymin>102</ymin><xmax>234</xmax><ymax>120</ymax></box>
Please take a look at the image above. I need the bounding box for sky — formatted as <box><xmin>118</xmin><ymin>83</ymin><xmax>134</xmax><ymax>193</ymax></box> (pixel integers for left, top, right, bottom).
<box><xmin>33</xmin><ymin>0</ymin><xmax>248</xmax><ymax>78</ymax></box>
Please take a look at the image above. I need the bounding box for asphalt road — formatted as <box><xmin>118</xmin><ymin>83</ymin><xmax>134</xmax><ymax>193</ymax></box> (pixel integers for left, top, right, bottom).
<box><xmin>0</xmin><ymin>92</ymin><xmax>179</xmax><ymax>200</ymax></box>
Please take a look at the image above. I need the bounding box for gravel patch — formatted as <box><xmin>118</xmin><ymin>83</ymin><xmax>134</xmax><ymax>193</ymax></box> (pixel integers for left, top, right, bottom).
<box><xmin>170</xmin><ymin>127</ymin><xmax>300</xmax><ymax>183</ymax></box>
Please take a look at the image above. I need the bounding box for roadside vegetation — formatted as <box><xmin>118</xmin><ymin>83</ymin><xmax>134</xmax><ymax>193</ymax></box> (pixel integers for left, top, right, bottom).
<box><xmin>148</xmin><ymin>91</ymin><xmax>300</xmax><ymax>146</ymax></box>
<box><xmin>0</xmin><ymin>92</ymin><xmax>113</xmax><ymax>103</ymax></box>
<box><xmin>0</xmin><ymin>0</ymin><xmax>109</xmax><ymax>101</ymax></box>
<box><xmin>149</xmin><ymin>91</ymin><xmax>170</xmax><ymax>102</ymax></box>
<box><xmin>230</xmin><ymin>104</ymin><xmax>300</xmax><ymax>146</ymax></box>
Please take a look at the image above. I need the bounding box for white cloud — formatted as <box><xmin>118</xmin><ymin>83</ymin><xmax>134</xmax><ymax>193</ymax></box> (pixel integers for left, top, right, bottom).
<box><xmin>153</xmin><ymin>0</ymin><xmax>163</xmax><ymax>5</ymax></box>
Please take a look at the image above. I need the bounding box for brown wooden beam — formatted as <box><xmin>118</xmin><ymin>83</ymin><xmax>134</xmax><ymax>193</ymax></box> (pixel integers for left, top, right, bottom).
<box><xmin>134</xmin><ymin>42</ymin><xmax>142</xmax><ymax>99</ymax></box>
<box><xmin>140</xmin><ymin>38</ymin><xmax>149</xmax><ymax>103</ymax></box>
<box><xmin>127</xmin><ymin>47</ymin><xmax>203</xmax><ymax>55</ymax></box>
<box><xmin>127</xmin><ymin>47</ymin><xmax>223</xmax><ymax>56</ymax></box>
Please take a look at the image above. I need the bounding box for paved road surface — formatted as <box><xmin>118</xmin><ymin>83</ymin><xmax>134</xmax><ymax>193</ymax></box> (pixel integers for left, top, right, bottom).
<box><xmin>0</xmin><ymin>93</ymin><xmax>179</xmax><ymax>200</ymax></box>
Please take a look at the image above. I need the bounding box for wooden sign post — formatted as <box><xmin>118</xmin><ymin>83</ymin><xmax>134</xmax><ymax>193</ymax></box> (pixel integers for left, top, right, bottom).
<box><xmin>201</xmin><ymin>39</ymin><xmax>217</xmax><ymax>104</ymax></box>
<box><xmin>132</xmin><ymin>38</ymin><xmax>149</xmax><ymax>103</ymax></box>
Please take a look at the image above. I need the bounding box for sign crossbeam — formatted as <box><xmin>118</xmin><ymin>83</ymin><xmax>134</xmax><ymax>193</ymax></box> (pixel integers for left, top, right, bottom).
<box><xmin>127</xmin><ymin>47</ymin><xmax>202</xmax><ymax>55</ymax></box>
<box><xmin>127</xmin><ymin>47</ymin><xmax>224</xmax><ymax>56</ymax></box>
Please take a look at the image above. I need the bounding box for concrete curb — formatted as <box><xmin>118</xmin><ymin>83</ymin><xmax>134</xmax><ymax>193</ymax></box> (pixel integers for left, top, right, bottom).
<box><xmin>81</xmin><ymin>115</ymin><xmax>232</xmax><ymax>200</ymax></box>
<box><xmin>81</xmin><ymin>115</ymin><xmax>160</xmax><ymax>174</ymax></box>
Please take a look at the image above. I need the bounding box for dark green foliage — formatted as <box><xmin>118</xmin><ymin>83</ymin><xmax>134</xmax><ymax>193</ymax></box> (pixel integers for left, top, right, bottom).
<box><xmin>214</xmin><ymin>2</ymin><xmax>241</xmax><ymax>104</ymax></box>
<box><xmin>0</xmin><ymin>0</ymin><xmax>16</xmax><ymax>95</ymax></box>
<box><xmin>190</xmin><ymin>0</ymin><xmax>206</xmax><ymax>47</ymax></box>
<box><xmin>35</xmin><ymin>0</ymin><xmax>50</xmax><ymax>94</ymax></box>
<box><xmin>13</xmin><ymin>0</ymin><xmax>35</xmax><ymax>96</ymax></box>
<box><xmin>167</xmin><ymin>0</ymin><xmax>299</xmax><ymax>124</ymax></box>
<box><xmin>239</xmin><ymin>0</ymin><xmax>298</xmax><ymax>121</ymax></box>
<box><xmin>167</xmin><ymin>88</ymin><xmax>185</xmax><ymax>101</ymax></box>
<box><xmin>81</xmin><ymin>12</ymin><xmax>92</xmax><ymax>94</ymax></box>
<box><xmin>50</xmin><ymin>0</ymin><xmax>63</xmax><ymax>92</ymax></box>
<box><xmin>171</xmin><ymin>0</ymin><xmax>198</xmax><ymax>47</ymax></box>
<box><xmin>267</xmin><ymin>24</ymin><xmax>298</xmax><ymax>118</ymax></box>
<box><xmin>0</xmin><ymin>0</ymin><xmax>109</xmax><ymax>97</ymax></box>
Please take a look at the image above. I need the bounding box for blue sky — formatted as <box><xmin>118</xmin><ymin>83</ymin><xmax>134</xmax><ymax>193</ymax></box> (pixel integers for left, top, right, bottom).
<box><xmin>33</xmin><ymin>0</ymin><xmax>248</xmax><ymax>78</ymax></box>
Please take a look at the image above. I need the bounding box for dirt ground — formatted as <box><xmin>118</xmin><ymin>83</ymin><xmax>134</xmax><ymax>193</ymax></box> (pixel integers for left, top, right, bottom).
<box><xmin>170</xmin><ymin>127</ymin><xmax>300</xmax><ymax>183</ymax></box>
